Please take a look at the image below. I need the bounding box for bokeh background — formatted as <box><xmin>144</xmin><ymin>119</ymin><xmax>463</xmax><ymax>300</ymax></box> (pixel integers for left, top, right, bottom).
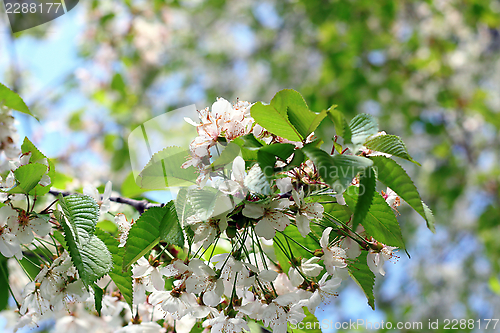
<box><xmin>1</xmin><ymin>0</ymin><xmax>500</xmax><ymax>332</ymax></box>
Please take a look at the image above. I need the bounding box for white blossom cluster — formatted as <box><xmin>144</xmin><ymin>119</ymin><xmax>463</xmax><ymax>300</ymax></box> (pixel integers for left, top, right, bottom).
<box><xmin>113</xmin><ymin>98</ymin><xmax>399</xmax><ymax>333</ymax></box>
<box><xmin>0</xmin><ymin>98</ymin><xmax>402</xmax><ymax>333</ymax></box>
<box><xmin>182</xmin><ymin>98</ymin><xmax>254</xmax><ymax>185</ymax></box>
<box><xmin>0</xmin><ymin>150</ymin><xmax>52</xmax><ymax>261</ymax></box>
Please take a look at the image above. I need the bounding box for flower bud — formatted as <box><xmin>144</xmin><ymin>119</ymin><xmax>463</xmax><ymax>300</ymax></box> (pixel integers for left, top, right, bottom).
<box><xmin>313</xmin><ymin>249</ymin><xmax>324</xmax><ymax>257</ymax></box>
<box><xmin>226</xmin><ymin>225</ymin><xmax>237</xmax><ymax>238</ymax></box>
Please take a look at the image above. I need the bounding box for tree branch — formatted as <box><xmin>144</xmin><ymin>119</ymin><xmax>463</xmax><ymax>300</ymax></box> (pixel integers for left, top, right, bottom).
<box><xmin>48</xmin><ymin>189</ymin><xmax>161</xmax><ymax>214</ymax></box>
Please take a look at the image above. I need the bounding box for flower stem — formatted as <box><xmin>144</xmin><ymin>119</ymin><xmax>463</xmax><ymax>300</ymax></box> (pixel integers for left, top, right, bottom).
<box><xmin>277</xmin><ymin>230</ymin><xmax>314</xmax><ymax>254</ymax></box>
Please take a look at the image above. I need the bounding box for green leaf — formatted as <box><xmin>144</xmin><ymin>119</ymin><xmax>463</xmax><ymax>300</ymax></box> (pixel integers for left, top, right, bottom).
<box><xmin>422</xmin><ymin>201</ymin><xmax>436</xmax><ymax>233</ymax></box>
<box><xmin>289</xmin><ymin>308</ymin><xmax>322</xmax><ymax>333</ymax></box>
<box><xmin>59</xmin><ymin>195</ymin><xmax>99</xmax><ymax>244</ymax></box>
<box><xmin>159</xmin><ymin>201</ymin><xmax>184</xmax><ymax>248</ymax></box>
<box><xmin>138</xmin><ymin>146</ymin><xmax>197</xmax><ymax>190</ymax></box>
<box><xmin>24</xmin><ymin>160</ymin><xmax>54</xmax><ymax>197</ymax></box>
<box><xmin>95</xmin><ymin>228</ymin><xmax>133</xmax><ymax>308</ymax></box>
<box><xmin>351</xmin><ymin>167</ymin><xmax>376</xmax><ymax>231</ymax></box>
<box><xmin>344</xmin><ymin>186</ymin><xmax>405</xmax><ymax>248</ymax></box>
<box><xmin>53</xmin><ymin>230</ymin><xmax>68</xmax><ymax>250</ymax></box>
<box><xmin>348</xmin><ymin>252</ymin><xmax>375</xmax><ymax>310</ymax></box>
<box><xmin>92</xmin><ymin>283</ymin><xmax>104</xmax><ymax>315</ymax></box>
<box><xmin>21</xmin><ymin>137</ymin><xmax>47</xmax><ymax>162</ymax></box>
<box><xmin>211</xmin><ymin>142</ymin><xmax>241</xmax><ymax>170</ymax></box>
<box><xmin>349</xmin><ymin>114</ymin><xmax>379</xmax><ymax>146</ymax></box>
<box><xmin>302</xmin><ymin>145</ymin><xmax>373</xmax><ymax>192</ymax></box>
<box><xmin>364</xmin><ymin>134</ymin><xmax>420</xmax><ymax>165</ymax></box>
<box><xmin>327</xmin><ymin>106</ymin><xmax>351</xmax><ymax>144</ymax></box>
<box><xmin>234</xmin><ymin>134</ymin><xmax>264</xmax><ymax>148</ymax></box>
<box><xmin>282</xmin><ymin>227</ymin><xmax>320</xmax><ymax>256</ymax></box>
<box><xmin>0</xmin><ymin>83</ymin><xmax>36</xmax><ymax>118</ymax></box>
<box><xmin>0</xmin><ymin>256</ymin><xmax>9</xmax><ymax>311</ymax></box>
<box><xmin>257</xmin><ymin>143</ymin><xmax>296</xmax><ymax>179</ymax></box>
<box><xmin>18</xmin><ymin>256</ymin><xmax>42</xmax><ymax>280</ymax></box>
<box><xmin>308</xmin><ymin>195</ymin><xmax>352</xmax><ymax>223</ymax></box>
<box><xmin>275</xmin><ymin>149</ymin><xmax>305</xmax><ymax>174</ymax></box>
<box><xmin>250</xmin><ymin>102</ymin><xmax>302</xmax><ymax>141</ymax></box>
<box><xmin>273</xmin><ymin>232</ymin><xmax>292</xmax><ymax>275</ymax></box>
<box><xmin>370</xmin><ymin>156</ymin><xmax>435</xmax><ymax>232</ymax></box>
<box><xmin>271</xmin><ymin>89</ymin><xmax>316</xmax><ymax>139</ymax></box>
<box><xmin>58</xmin><ymin>195</ymin><xmax>112</xmax><ymax>286</ymax></box>
<box><xmin>189</xmin><ymin>322</ymin><xmax>205</xmax><ymax>333</ymax></box>
<box><xmin>123</xmin><ymin>206</ymin><xmax>174</xmax><ymax>270</ymax></box>
<box><xmin>18</xmin><ymin>138</ymin><xmax>54</xmax><ymax>196</ymax></box>
<box><xmin>65</xmin><ymin>233</ymin><xmax>112</xmax><ymax>286</ymax></box>
<box><xmin>307</xmin><ymin>109</ymin><xmax>329</xmax><ymax>136</ymax></box>
<box><xmin>11</xmin><ymin>163</ymin><xmax>47</xmax><ymax>194</ymax></box>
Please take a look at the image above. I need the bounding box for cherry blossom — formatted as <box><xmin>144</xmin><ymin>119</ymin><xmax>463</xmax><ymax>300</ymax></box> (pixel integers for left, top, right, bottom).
<box><xmin>132</xmin><ymin>256</ymin><xmax>169</xmax><ymax>291</ymax></box>
<box><xmin>149</xmin><ymin>289</ymin><xmax>203</xmax><ymax>320</ymax></box>
<box><xmin>185</xmin><ymin>259</ymin><xmax>224</xmax><ymax>307</ymax></box>
<box><xmin>320</xmin><ymin>227</ymin><xmax>347</xmax><ymax>275</ymax></box>
<box><xmin>0</xmin><ymin>206</ymin><xmax>23</xmax><ymax>259</ymax></box>
<box><xmin>205</xmin><ymin>314</ymin><xmax>250</xmax><ymax>333</ymax></box>
<box><xmin>292</xmin><ymin>188</ymin><xmax>324</xmax><ymax>237</ymax></box>
<box><xmin>288</xmin><ymin>257</ymin><xmax>323</xmax><ymax>286</ymax></box>
<box><xmin>242</xmin><ymin>199</ymin><xmax>290</xmax><ymax>239</ymax></box>
<box><xmin>367</xmin><ymin>243</ymin><xmax>398</xmax><ymax>276</ymax></box>
<box><xmin>83</xmin><ymin>181</ymin><xmax>112</xmax><ymax>214</ymax></box>
<box><xmin>307</xmin><ymin>274</ymin><xmax>341</xmax><ymax>314</ymax></box>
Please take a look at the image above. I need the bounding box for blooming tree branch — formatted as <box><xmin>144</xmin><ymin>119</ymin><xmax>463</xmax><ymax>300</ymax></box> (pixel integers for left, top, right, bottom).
<box><xmin>0</xmin><ymin>86</ymin><xmax>434</xmax><ymax>333</ymax></box>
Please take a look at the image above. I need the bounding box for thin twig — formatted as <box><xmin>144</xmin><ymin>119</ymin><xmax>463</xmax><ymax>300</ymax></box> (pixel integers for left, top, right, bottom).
<box><xmin>48</xmin><ymin>189</ymin><xmax>161</xmax><ymax>214</ymax></box>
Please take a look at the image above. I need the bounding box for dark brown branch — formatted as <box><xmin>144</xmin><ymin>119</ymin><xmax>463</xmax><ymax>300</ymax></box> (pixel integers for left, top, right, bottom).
<box><xmin>48</xmin><ymin>189</ymin><xmax>161</xmax><ymax>214</ymax></box>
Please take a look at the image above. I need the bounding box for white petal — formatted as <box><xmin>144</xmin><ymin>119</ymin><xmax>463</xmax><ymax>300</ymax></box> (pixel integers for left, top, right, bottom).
<box><xmin>242</xmin><ymin>204</ymin><xmax>264</xmax><ymax>219</ymax></box>
<box><xmin>266</xmin><ymin>212</ymin><xmax>289</xmax><ymax>232</ymax></box>
<box><xmin>0</xmin><ymin>233</ymin><xmax>21</xmax><ymax>258</ymax></box>
<box><xmin>151</xmin><ymin>269</ymin><xmax>165</xmax><ymax>291</ymax></box>
<box><xmin>30</xmin><ymin>217</ymin><xmax>51</xmax><ymax>237</ymax></box>
<box><xmin>291</xmin><ymin>189</ymin><xmax>301</xmax><ymax>206</ymax></box>
<box><xmin>185</xmin><ymin>276</ymin><xmax>204</xmax><ymax>294</ymax></box>
<box><xmin>336</xmin><ymin>193</ymin><xmax>346</xmax><ymax>206</ymax></box>
<box><xmin>307</xmin><ymin>291</ymin><xmax>321</xmax><ymax>314</ymax></box>
<box><xmin>259</xmin><ymin>270</ymin><xmax>278</xmax><ymax>283</ymax></box>
<box><xmin>15</xmin><ymin>227</ymin><xmax>33</xmax><ymax>244</ymax></box>
<box><xmin>212</xmin><ymin>98</ymin><xmax>233</xmax><ymax>119</ymax></box>
<box><xmin>212</xmin><ymin>195</ymin><xmax>234</xmax><ymax>217</ymax></box>
<box><xmin>83</xmin><ymin>185</ymin><xmax>100</xmax><ymax>202</ymax></box>
<box><xmin>184</xmin><ymin>117</ymin><xmax>199</xmax><ymax>126</ymax></box>
<box><xmin>295</xmin><ymin>214</ymin><xmax>311</xmax><ymax>238</ymax></box>
<box><xmin>304</xmin><ymin>203</ymin><xmax>324</xmax><ymax>218</ymax></box>
<box><xmin>366</xmin><ymin>252</ymin><xmax>383</xmax><ymax>275</ymax></box>
<box><xmin>131</xmin><ymin>258</ymin><xmax>150</xmax><ymax>278</ymax></box>
<box><xmin>218</xmin><ymin>179</ymin><xmax>241</xmax><ymax>195</ymax></box>
<box><xmin>276</xmin><ymin>177</ymin><xmax>293</xmax><ymax>194</ymax></box>
<box><xmin>0</xmin><ymin>206</ymin><xmax>17</xmax><ymax>224</ymax></box>
<box><xmin>148</xmin><ymin>290</ymin><xmax>169</xmax><ymax>306</ymax></box>
<box><xmin>203</xmin><ymin>290</ymin><xmax>221</xmax><ymax>307</ymax></box>
<box><xmin>288</xmin><ymin>267</ymin><xmax>304</xmax><ymax>287</ymax></box>
<box><xmin>232</xmin><ymin>156</ymin><xmax>246</xmax><ymax>183</ymax></box>
<box><xmin>320</xmin><ymin>227</ymin><xmax>333</xmax><ymax>249</ymax></box>
<box><xmin>255</xmin><ymin>219</ymin><xmax>276</xmax><ymax>240</ymax></box>
<box><xmin>39</xmin><ymin>174</ymin><xmax>51</xmax><ymax>187</ymax></box>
